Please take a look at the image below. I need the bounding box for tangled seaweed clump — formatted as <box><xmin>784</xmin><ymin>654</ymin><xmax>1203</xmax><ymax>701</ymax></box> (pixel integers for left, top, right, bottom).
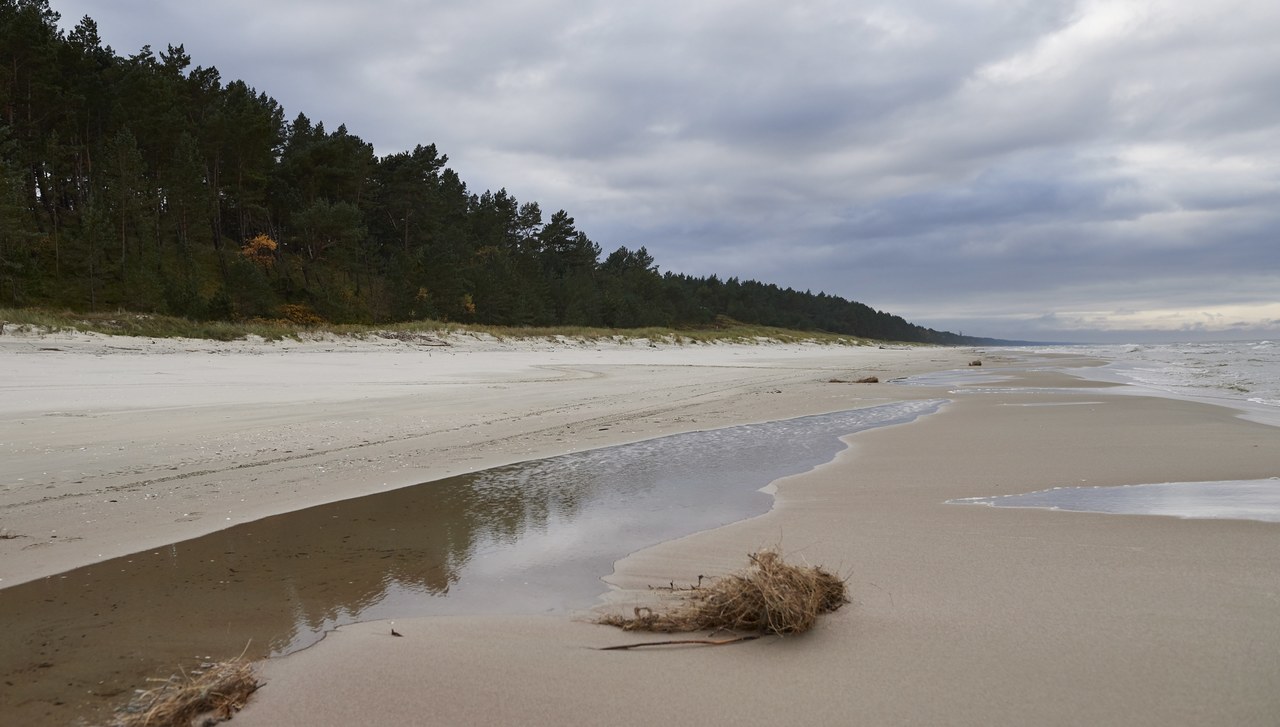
<box><xmin>107</xmin><ymin>658</ymin><xmax>260</xmax><ymax>727</ymax></box>
<box><xmin>599</xmin><ymin>550</ymin><xmax>848</xmax><ymax>636</ymax></box>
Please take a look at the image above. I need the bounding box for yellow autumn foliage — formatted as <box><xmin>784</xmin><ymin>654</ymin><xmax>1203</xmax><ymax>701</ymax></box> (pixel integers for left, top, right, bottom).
<box><xmin>240</xmin><ymin>234</ymin><xmax>278</xmax><ymax>268</ymax></box>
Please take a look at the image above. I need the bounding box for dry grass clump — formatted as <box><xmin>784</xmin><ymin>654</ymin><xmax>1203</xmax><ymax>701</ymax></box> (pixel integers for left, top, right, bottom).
<box><xmin>599</xmin><ymin>550</ymin><xmax>848</xmax><ymax>636</ymax></box>
<box><xmin>109</xmin><ymin>658</ymin><xmax>260</xmax><ymax>727</ymax></box>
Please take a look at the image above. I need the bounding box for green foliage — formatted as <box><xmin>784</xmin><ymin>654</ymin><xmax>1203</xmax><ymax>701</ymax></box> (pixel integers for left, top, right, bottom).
<box><xmin>0</xmin><ymin>2</ymin><xmax>983</xmax><ymax>344</ymax></box>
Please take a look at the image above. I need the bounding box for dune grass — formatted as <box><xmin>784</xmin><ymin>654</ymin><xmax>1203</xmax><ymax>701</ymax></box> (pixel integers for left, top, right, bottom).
<box><xmin>0</xmin><ymin>308</ymin><xmax>306</xmax><ymax>341</ymax></box>
<box><xmin>0</xmin><ymin>307</ymin><xmax>881</xmax><ymax>346</ymax></box>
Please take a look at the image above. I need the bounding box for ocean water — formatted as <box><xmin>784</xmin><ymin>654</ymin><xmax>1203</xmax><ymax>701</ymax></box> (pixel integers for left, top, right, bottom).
<box><xmin>940</xmin><ymin>340</ymin><xmax>1280</xmax><ymax>524</ymax></box>
<box><xmin>1033</xmin><ymin>340</ymin><xmax>1280</xmax><ymax>414</ymax></box>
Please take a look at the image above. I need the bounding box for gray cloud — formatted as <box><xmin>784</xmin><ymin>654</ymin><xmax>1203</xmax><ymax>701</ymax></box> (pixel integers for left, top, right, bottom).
<box><xmin>54</xmin><ymin>0</ymin><xmax>1280</xmax><ymax>341</ymax></box>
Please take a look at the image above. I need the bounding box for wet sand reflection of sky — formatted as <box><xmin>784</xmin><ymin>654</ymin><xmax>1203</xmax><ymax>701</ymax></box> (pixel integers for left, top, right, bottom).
<box><xmin>951</xmin><ymin>480</ymin><xmax>1280</xmax><ymax>523</ymax></box>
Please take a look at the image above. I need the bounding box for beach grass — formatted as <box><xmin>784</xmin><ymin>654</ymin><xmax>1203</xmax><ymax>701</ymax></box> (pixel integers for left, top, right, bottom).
<box><xmin>0</xmin><ymin>307</ymin><xmax>881</xmax><ymax>346</ymax></box>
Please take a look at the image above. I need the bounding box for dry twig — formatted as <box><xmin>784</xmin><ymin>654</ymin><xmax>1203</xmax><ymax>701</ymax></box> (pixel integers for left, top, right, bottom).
<box><xmin>599</xmin><ymin>635</ymin><xmax>760</xmax><ymax>651</ymax></box>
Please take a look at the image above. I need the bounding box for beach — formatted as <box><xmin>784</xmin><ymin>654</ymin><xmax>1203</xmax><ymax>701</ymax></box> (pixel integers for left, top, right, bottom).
<box><xmin>2</xmin><ymin>333</ymin><xmax>1278</xmax><ymax>725</ymax></box>
<box><xmin>0</xmin><ymin>331</ymin><xmax>966</xmax><ymax>589</ymax></box>
<box><xmin>1</xmin><ymin>329</ymin><xmax>970</xmax><ymax>725</ymax></box>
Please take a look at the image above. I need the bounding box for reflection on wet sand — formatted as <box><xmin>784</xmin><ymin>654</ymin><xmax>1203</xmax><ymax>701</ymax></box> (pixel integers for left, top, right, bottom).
<box><xmin>950</xmin><ymin>479</ymin><xmax>1280</xmax><ymax>522</ymax></box>
<box><xmin>0</xmin><ymin>400</ymin><xmax>943</xmax><ymax>725</ymax></box>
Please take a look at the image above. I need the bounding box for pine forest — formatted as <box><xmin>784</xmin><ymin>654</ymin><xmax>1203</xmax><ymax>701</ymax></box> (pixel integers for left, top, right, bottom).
<box><xmin>0</xmin><ymin>1</ymin><xmax>989</xmax><ymax>344</ymax></box>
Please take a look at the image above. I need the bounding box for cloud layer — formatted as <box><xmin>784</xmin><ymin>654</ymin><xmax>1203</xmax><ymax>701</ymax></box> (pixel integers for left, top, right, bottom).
<box><xmin>57</xmin><ymin>0</ymin><xmax>1280</xmax><ymax>341</ymax></box>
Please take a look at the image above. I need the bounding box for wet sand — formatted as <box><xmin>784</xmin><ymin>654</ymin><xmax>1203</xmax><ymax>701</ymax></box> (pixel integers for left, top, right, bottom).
<box><xmin>236</xmin><ymin>359</ymin><xmax>1280</xmax><ymax>726</ymax></box>
<box><xmin>0</xmin><ymin>330</ymin><xmax>977</xmax><ymax>724</ymax></box>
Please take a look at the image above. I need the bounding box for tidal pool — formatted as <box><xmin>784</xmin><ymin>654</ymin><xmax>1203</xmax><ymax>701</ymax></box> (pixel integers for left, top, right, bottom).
<box><xmin>0</xmin><ymin>399</ymin><xmax>944</xmax><ymax>726</ymax></box>
<box><xmin>951</xmin><ymin>479</ymin><xmax>1280</xmax><ymax>523</ymax></box>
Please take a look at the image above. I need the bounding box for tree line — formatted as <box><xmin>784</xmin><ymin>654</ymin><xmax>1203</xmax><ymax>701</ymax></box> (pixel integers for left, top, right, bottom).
<box><xmin>0</xmin><ymin>0</ymin><xmax>986</xmax><ymax>344</ymax></box>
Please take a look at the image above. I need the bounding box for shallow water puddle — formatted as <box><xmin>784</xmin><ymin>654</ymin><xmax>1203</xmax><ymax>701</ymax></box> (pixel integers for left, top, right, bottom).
<box><xmin>951</xmin><ymin>479</ymin><xmax>1280</xmax><ymax>523</ymax></box>
<box><xmin>0</xmin><ymin>399</ymin><xmax>943</xmax><ymax>725</ymax></box>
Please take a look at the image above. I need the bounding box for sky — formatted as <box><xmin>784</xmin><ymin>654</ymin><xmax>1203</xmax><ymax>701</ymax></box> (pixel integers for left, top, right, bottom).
<box><xmin>53</xmin><ymin>0</ymin><xmax>1280</xmax><ymax>343</ymax></box>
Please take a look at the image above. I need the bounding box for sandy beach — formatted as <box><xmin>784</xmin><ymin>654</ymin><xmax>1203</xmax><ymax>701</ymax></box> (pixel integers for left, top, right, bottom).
<box><xmin>3</xmin><ymin>332</ymin><xmax>1278</xmax><ymax>725</ymax></box>
<box><xmin>0</xmin><ymin>331</ymin><xmax>965</xmax><ymax>589</ymax></box>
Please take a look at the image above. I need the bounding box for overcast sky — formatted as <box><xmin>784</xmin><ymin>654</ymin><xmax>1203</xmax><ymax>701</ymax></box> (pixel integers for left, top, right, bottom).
<box><xmin>54</xmin><ymin>0</ymin><xmax>1280</xmax><ymax>342</ymax></box>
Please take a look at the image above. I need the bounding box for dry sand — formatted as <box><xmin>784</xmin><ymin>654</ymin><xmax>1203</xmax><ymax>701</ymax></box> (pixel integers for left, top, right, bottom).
<box><xmin>3</xmin><ymin>332</ymin><xmax>1277</xmax><ymax>726</ymax></box>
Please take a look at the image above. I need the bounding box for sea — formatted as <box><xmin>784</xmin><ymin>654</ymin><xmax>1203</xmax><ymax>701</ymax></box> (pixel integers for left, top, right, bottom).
<box><xmin>1030</xmin><ymin>339</ymin><xmax>1280</xmax><ymax>424</ymax></box>
<box><xmin>949</xmin><ymin>339</ymin><xmax>1280</xmax><ymax>522</ymax></box>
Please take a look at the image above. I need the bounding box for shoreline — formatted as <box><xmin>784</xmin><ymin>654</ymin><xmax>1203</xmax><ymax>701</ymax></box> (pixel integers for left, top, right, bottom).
<box><xmin>1022</xmin><ymin>346</ymin><xmax>1280</xmax><ymax>429</ymax></box>
<box><xmin>239</xmin><ymin>353</ymin><xmax>1280</xmax><ymax>727</ymax></box>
